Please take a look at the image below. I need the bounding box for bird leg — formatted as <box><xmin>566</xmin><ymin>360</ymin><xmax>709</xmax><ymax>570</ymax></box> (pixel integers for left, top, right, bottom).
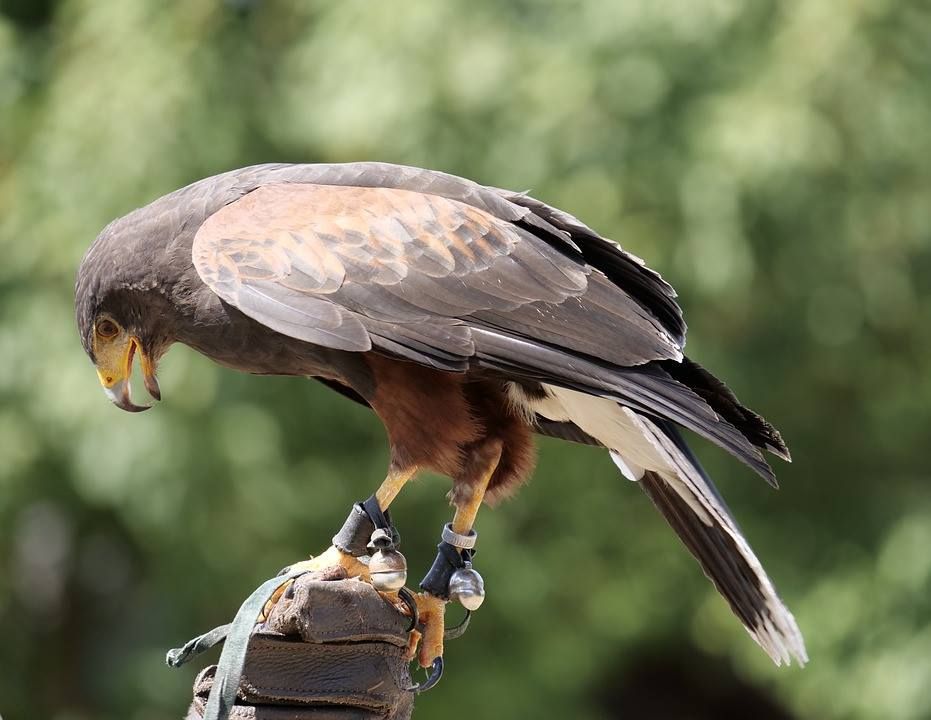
<box><xmin>413</xmin><ymin>441</ymin><xmax>502</xmax><ymax>667</ymax></box>
<box><xmin>375</xmin><ymin>465</ymin><xmax>414</xmax><ymax>508</ymax></box>
<box><xmin>262</xmin><ymin>466</ymin><xmax>417</xmax><ymax>618</ymax></box>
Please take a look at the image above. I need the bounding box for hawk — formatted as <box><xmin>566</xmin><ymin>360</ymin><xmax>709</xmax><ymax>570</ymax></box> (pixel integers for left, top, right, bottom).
<box><xmin>75</xmin><ymin>163</ymin><xmax>806</xmax><ymax>670</ymax></box>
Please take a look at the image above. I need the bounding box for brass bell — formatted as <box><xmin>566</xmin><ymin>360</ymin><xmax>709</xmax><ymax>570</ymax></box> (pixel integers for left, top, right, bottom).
<box><xmin>368</xmin><ymin>528</ymin><xmax>408</xmax><ymax>592</ymax></box>
<box><xmin>448</xmin><ymin>563</ymin><xmax>485</xmax><ymax>611</ymax></box>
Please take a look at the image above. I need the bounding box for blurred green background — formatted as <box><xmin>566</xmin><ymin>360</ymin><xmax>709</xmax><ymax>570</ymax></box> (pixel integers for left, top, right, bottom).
<box><xmin>1</xmin><ymin>0</ymin><xmax>930</xmax><ymax>718</ymax></box>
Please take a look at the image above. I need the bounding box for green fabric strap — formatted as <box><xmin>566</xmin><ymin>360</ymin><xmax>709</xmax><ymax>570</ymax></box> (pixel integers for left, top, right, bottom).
<box><xmin>166</xmin><ymin>568</ymin><xmax>310</xmax><ymax>720</ymax></box>
<box><xmin>166</xmin><ymin>623</ymin><xmax>232</xmax><ymax>668</ymax></box>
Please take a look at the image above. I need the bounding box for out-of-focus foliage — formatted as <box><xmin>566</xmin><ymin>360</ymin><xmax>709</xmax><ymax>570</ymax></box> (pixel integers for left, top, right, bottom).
<box><xmin>0</xmin><ymin>0</ymin><xmax>929</xmax><ymax>718</ymax></box>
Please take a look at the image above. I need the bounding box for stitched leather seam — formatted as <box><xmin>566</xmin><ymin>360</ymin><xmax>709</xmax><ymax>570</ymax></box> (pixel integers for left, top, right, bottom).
<box><xmin>240</xmin><ymin>679</ymin><xmax>397</xmax><ymax>702</ymax></box>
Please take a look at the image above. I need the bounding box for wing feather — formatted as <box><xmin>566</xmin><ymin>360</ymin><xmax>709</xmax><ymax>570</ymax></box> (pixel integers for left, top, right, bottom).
<box><xmin>193</xmin><ymin>182</ymin><xmax>681</xmax><ymax>369</ymax></box>
<box><xmin>190</xmin><ymin>165</ymin><xmax>783</xmax><ymax>483</ymax></box>
<box><xmin>236</xmin><ymin>283</ymin><xmax>370</xmax><ymax>351</ymax></box>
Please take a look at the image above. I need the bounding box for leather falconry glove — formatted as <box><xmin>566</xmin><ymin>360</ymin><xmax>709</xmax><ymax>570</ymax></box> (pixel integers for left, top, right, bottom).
<box><xmin>182</xmin><ymin>569</ymin><xmax>415</xmax><ymax>720</ymax></box>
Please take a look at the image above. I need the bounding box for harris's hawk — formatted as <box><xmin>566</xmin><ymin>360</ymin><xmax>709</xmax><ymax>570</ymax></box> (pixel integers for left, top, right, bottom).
<box><xmin>75</xmin><ymin>163</ymin><xmax>806</xmax><ymax>669</ymax></box>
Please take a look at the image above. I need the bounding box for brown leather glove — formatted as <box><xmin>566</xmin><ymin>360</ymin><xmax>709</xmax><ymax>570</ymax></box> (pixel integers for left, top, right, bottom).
<box><xmin>184</xmin><ymin>570</ymin><xmax>415</xmax><ymax>720</ymax></box>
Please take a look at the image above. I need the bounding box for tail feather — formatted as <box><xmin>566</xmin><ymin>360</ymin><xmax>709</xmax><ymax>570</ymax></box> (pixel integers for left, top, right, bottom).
<box><xmin>618</xmin><ymin>416</ymin><xmax>807</xmax><ymax>666</ymax></box>
<box><xmin>523</xmin><ymin>383</ymin><xmax>806</xmax><ymax>665</ymax></box>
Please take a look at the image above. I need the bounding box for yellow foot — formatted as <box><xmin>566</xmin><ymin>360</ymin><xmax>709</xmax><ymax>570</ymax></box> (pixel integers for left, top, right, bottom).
<box><xmin>260</xmin><ymin>546</ymin><xmax>370</xmax><ymax>620</ymax></box>
<box><xmin>406</xmin><ymin>593</ymin><xmax>447</xmax><ymax>668</ymax></box>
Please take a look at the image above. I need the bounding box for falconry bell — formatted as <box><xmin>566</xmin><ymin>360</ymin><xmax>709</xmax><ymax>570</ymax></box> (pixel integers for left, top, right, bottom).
<box><xmin>449</xmin><ymin>562</ymin><xmax>485</xmax><ymax>610</ymax></box>
<box><xmin>368</xmin><ymin>528</ymin><xmax>408</xmax><ymax>591</ymax></box>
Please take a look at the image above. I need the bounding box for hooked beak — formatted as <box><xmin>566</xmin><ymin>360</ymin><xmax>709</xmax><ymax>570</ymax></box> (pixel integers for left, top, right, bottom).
<box><xmin>95</xmin><ymin>337</ymin><xmax>160</xmax><ymax>412</ymax></box>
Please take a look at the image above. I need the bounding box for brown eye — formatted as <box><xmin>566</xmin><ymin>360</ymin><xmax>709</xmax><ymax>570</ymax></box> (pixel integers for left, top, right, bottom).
<box><xmin>96</xmin><ymin>319</ymin><xmax>119</xmax><ymax>338</ymax></box>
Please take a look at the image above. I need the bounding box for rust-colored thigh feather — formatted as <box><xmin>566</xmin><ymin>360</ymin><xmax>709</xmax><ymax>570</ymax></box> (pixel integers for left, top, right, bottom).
<box><xmin>365</xmin><ymin>355</ymin><xmax>536</xmax><ymax>506</ymax></box>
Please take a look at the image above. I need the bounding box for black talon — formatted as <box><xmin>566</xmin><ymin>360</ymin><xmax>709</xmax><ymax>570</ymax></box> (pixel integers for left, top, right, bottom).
<box><xmin>397</xmin><ymin>586</ymin><xmax>419</xmax><ymax>633</ymax></box>
<box><xmin>408</xmin><ymin>656</ymin><xmax>444</xmax><ymax>694</ymax></box>
<box><xmin>444</xmin><ymin>609</ymin><xmax>471</xmax><ymax>641</ymax></box>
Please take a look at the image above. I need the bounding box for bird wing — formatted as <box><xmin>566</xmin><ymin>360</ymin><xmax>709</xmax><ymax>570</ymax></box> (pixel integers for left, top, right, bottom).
<box><xmin>192</xmin><ymin>181</ymin><xmax>682</xmax><ymax>370</ymax></box>
<box><xmin>192</xmin><ymin>168</ymin><xmax>780</xmax><ymax>483</ymax></box>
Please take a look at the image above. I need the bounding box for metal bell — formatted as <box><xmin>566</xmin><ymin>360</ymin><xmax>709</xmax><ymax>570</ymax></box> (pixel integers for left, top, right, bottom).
<box><xmin>448</xmin><ymin>563</ymin><xmax>485</xmax><ymax>611</ymax></box>
<box><xmin>368</xmin><ymin>528</ymin><xmax>408</xmax><ymax>592</ymax></box>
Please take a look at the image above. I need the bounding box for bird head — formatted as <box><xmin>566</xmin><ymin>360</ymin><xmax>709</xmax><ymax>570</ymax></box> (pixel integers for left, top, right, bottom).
<box><xmin>75</xmin><ymin>216</ymin><xmax>180</xmax><ymax>413</ymax></box>
<box><xmin>78</xmin><ymin>304</ymin><xmax>166</xmax><ymax>413</ymax></box>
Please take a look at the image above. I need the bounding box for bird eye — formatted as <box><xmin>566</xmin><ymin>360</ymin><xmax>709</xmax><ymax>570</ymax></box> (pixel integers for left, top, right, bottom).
<box><xmin>96</xmin><ymin>319</ymin><xmax>119</xmax><ymax>339</ymax></box>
